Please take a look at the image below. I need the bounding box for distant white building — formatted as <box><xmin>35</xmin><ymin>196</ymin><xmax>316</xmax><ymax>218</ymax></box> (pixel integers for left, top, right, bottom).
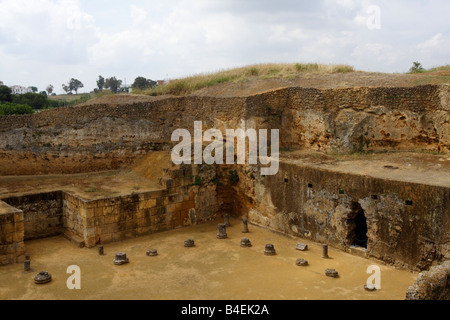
<box><xmin>0</xmin><ymin>81</ymin><xmax>4</xmax><ymax>86</ymax></box>
<box><xmin>10</xmin><ymin>85</ymin><xmax>32</xmax><ymax>95</ymax></box>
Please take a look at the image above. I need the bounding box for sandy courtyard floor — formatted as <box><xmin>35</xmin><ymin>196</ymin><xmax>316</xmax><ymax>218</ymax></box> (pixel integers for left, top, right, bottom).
<box><xmin>0</xmin><ymin>219</ymin><xmax>418</xmax><ymax>300</ymax></box>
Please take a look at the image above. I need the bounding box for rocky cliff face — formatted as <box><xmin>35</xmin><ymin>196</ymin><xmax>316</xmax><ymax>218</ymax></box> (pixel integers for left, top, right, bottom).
<box><xmin>0</xmin><ymin>85</ymin><xmax>448</xmax><ymax>175</ymax></box>
<box><xmin>227</xmin><ymin>161</ymin><xmax>449</xmax><ymax>272</ymax></box>
<box><xmin>405</xmin><ymin>260</ymin><xmax>450</xmax><ymax>300</ymax></box>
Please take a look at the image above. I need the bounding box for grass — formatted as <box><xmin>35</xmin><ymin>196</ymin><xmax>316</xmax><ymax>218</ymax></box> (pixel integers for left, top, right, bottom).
<box><xmin>47</xmin><ymin>91</ymin><xmax>112</xmax><ymax>107</ymax></box>
<box><xmin>406</xmin><ymin>64</ymin><xmax>450</xmax><ymax>85</ymax></box>
<box><xmin>407</xmin><ymin>64</ymin><xmax>450</xmax><ymax>74</ymax></box>
<box><xmin>426</xmin><ymin>65</ymin><xmax>450</xmax><ymax>72</ymax></box>
<box><xmin>138</xmin><ymin>63</ymin><xmax>355</xmax><ymax>96</ymax></box>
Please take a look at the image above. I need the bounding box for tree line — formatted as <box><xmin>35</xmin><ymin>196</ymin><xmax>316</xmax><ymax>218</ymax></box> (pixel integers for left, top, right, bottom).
<box><xmin>0</xmin><ymin>85</ymin><xmax>58</xmax><ymax>115</ymax></box>
<box><xmin>0</xmin><ymin>75</ymin><xmax>159</xmax><ymax>115</ymax></box>
<box><xmin>95</xmin><ymin>75</ymin><xmax>157</xmax><ymax>93</ymax></box>
<box><xmin>61</xmin><ymin>75</ymin><xmax>158</xmax><ymax>94</ymax></box>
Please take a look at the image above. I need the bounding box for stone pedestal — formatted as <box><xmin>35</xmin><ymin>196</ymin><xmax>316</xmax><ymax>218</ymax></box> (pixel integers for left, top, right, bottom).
<box><xmin>264</xmin><ymin>244</ymin><xmax>276</xmax><ymax>256</ymax></box>
<box><xmin>325</xmin><ymin>269</ymin><xmax>339</xmax><ymax>278</ymax></box>
<box><xmin>184</xmin><ymin>239</ymin><xmax>195</xmax><ymax>247</ymax></box>
<box><xmin>242</xmin><ymin>220</ymin><xmax>249</xmax><ymax>233</ymax></box>
<box><xmin>113</xmin><ymin>253</ymin><xmax>129</xmax><ymax>265</ymax></box>
<box><xmin>217</xmin><ymin>224</ymin><xmax>228</xmax><ymax>239</ymax></box>
<box><xmin>296</xmin><ymin>259</ymin><xmax>309</xmax><ymax>266</ymax></box>
<box><xmin>240</xmin><ymin>238</ymin><xmax>252</xmax><ymax>247</ymax></box>
<box><xmin>34</xmin><ymin>271</ymin><xmax>52</xmax><ymax>284</ymax></box>
<box><xmin>322</xmin><ymin>245</ymin><xmax>329</xmax><ymax>258</ymax></box>
<box><xmin>224</xmin><ymin>214</ymin><xmax>231</xmax><ymax>227</ymax></box>
<box><xmin>146</xmin><ymin>249</ymin><xmax>158</xmax><ymax>257</ymax></box>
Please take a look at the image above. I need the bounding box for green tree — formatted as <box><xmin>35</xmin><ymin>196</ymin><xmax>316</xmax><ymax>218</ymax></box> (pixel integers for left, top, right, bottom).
<box><xmin>97</xmin><ymin>76</ymin><xmax>105</xmax><ymax>92</ymax></box>
<box><xmin>132</xmin><ymin>76</ymin><xmax>157</xmax><ymax>90</ymax></box>
<box><xmin>0</xmin><ymin>102</ymin><xmax>33</xmax><ymax>115</ymax></box>
<box><xmin>12</xmin><ymin>93</ymin><xmax>48</xmax><ymax>110</ymax></box>
<box><xmin>409</xmin><ymin>61</ymin><xmax>425</xmax><ymax>73</ymax></box>
<box><xmin>69</xmin><ymin>78</ymin><xmax>84</xmax><ymax>94</ymax></box>
<box><xmin>29</xmin><ymin>86</ymin><xmax>38</xmax><ymax>93</ymax></box>
<box><xmin>46</xmin><ymin>84</ymin><xmax>54</xmax><ymax>95</ymax></box>
<box><xmin>104</xmin><ymin>77</ymin><xmax>122</xmax><ymax>93</ymax></box>
<box><xmin>62</xmin><ymin>84</ymin><xmax>71</xmax><ymax>94</ymax></box>
<box><xmin>0</xmin><ymin>85</ymin><xmax>12</xmax><ymax>103</ymax></box>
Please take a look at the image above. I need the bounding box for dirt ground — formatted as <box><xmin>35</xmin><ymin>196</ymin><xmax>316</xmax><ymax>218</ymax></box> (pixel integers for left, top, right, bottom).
<box><xmin>0</xmin><ymin>219</ymin><xmax>418</xmax><ymax>300</ymax></box>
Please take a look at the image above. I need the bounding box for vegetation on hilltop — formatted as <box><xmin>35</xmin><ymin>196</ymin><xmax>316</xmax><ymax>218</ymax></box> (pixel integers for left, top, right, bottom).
<box><xmin>0</xmin><ymin>102</ymin><xmax>33</xmax><ymax>115</ymax></box>
<box><xmin>134</xmin><ymin>63</ymin><xmax>355</xmax><ymax>96</ymax></box>
<box><xmin>408</xmin><ymin>62</ymin><xmax>450</xmax><ymax>74</ymax></box>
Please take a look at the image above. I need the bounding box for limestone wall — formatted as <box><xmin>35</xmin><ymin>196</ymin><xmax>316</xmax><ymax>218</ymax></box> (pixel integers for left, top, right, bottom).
<box><xmin>2</xmin><ymin>192</ymin><xmax>64</xmax><ymax>241</ymax></box>
<box><xmin>63</xmin><ymin>192</ymin><xmax>86</xmax><ymax>243</ymax></box>
<box><xmin>76</xmin><ymin>164</ymin><xmax>217</xmax><ymax>248</ymax></box>
<box><xmin>405</xmin><ymin>260</ymin><xmax>450</xmax><ymax>300</ymax></box>
<box><xmin>0</xmin><ymin>85</ymin><xmax>448</xmax><ymax>175</ymax></box>
<box><xmin>0</xmin><ymin>201</ymin><xmax>25</xmax><ymax>265</ymax></box>
<box><xmin>0</xmin><ymin>163</ymin><xmax>219</xmax><ymax>255</ymax></box>
<box><xmin>230</xmin><ymin>162</ymin><xmax>449</xmax><ymax>271</ymax></box>
<box><xmin>245</xmin><ymin>85</ymin><xmax>449</xmax><ymax>153</ymax></box>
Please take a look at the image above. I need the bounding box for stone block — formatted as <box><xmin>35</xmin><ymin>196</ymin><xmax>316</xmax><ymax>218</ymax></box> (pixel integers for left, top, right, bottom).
<box><xmin>82</xmin><ymin>217</ymin><xmax>96</xmax><ymax>229</ymax></box>
<box><xmin>94</xmin><ymin>206</ymin><xmax>104</xmax><ymax>217</ymax></box>
<box><xmin>168</xmin><ymin>194</ymin><xmax>184</xmax><ymax>204</ymax></box>
<box><xmin>84</xmin><ymin>237</ymin><xmax>96</xmax><ymax>248</ymax></box>
<box><xmin>2</xmin><ymin>223</ymin><xmax>14</xmax><ymax>235</ymax></box>
<box><xmin>152</xmin><ymin>214</ymin><xmax>167</xmax><ymax>226</ymax></box>
<box><xmin>83</xmin><ymin>200</ymin><xmax>97</xmax><ymax>210</ymax></box>
<box><xmin>103</xmin><ymin>205</ymin><xmax>115</xmax><ymax>215</ymax></box>
<box><xmin>95</xmin><ymin>199</ymin><xmax>105</xmax><ymax>208</ymax></box>
<box><xmin>148</xmin><ymin>190</ymin><xmax>168</xmax><ymax>199</ymax></box>
<box><xmin>83</xmin><ymin>227</ymin><xmax>96</xmax><ymax>239</ymax></box>
<box><xmin>0</xmin><ymin>214</ymin><xmax>13</xmax><ymax>224</ymax></box>
<box><xmin>162</xmin><ymin>178</ymin><xmax>174</xmax><ymax>189</ymax></box>
<box><xmin>14</xmin><ymin>212</ymin><xmax>24</xmax><ymax>222</ymax></box>
<box><xmin>103</xmin><ymin>214</ymin><xmax>118</xmax><ymax>225</ymax></box>
<box><xmin>155</xmin><ymin>197</ymin><xmax>168</xmax><ymax>207</ymax></box>
<box><xmin>182</xmin><ymin>201</ymin><xmax>195</xmax><ymax>211</ymax></box>
<box><xmin>167</xmin><ymin>203</ymin><xmax>182</xmax><ymax>214</ymax></box>
<box><xmin>138</xmin><ymin>199</ymin><xmax>157</xmax><ymax>210</ymax></box>
<box><xmin>103</xmin><ymin>223</ymin><xmax>119</xmax><ymax>234</ymax></box>
<box><xmin>79</xmin><ymin>207</ymin><xmax>93</xmax><ymax>219</ymax></box>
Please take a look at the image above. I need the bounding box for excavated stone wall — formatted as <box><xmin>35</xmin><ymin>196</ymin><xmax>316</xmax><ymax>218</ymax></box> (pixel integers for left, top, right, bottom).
<box><xmin>221</xmin><ymin>161</ymin><xmax>449</xmax><ymax>271</ymax></box>
<box><xmin>0</xmin><ymin>201</ymin><xmax>25</xmax><ymax>265</ymax></box>
<box><xmin>0</xmin><ymin>85</ymin><xmax>448</xmax><ymax>175</ymax></box>
<box><xmin>2</xmin><ymin>192</ymin><xmax>64</xmax><ymax>241</ymax></box>
<box><xmin>0</xmin><ymin>163</ymin><xmax>218</xmax><ymax>250</ymax></box>
<box><xmin>405</xmin><ymin>260</ymin><xmax>450</xmax><ymax>300</ymax></box>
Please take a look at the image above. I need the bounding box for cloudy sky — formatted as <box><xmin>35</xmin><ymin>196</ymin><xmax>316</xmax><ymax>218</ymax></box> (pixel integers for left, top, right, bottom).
<box><xmin>0</xmin><ymin>0</ymin><xmax>449</xmax><ymax>94</ymax></box>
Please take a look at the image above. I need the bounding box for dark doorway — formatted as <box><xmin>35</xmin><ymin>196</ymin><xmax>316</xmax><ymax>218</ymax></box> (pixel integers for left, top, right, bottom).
<box><xmin>353</xmin><ymin>209</ymin><xmax>368</xmax><ymax>248</ymax></box>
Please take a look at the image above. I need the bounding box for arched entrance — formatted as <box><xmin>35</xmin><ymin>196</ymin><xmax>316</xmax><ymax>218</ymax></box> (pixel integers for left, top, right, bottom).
<box><xmin>353</xmin><ymin>208</ymin><xmax>368</xmax><ymax>248</ymax></box>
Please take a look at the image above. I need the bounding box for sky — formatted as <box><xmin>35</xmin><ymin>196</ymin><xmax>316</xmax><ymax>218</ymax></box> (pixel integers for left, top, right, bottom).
<box><xmin>0</xmin><ymin>0</ymin><xmax>449</xmax><ymax>94</ymax></box>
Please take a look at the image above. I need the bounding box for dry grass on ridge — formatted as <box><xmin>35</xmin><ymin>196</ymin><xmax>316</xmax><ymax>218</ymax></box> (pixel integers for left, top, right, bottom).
<box><xmin>135</xmin><ymin>63</ymin><xmax>355</xmax><ymax>96</ymax></box>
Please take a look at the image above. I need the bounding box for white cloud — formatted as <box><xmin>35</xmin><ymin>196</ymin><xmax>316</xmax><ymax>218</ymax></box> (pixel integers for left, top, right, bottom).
<box><xmin>352</xmin><ymin>43</ymin><xmax>400</xmax><ymax>66</ymax></box>
<box><xmin>0</xmin><ymin>0</ymin><xmax>97</xmax><ymax>63</ymax></box>
<box><xmin>417</xmin><ymin>33</ymin><xmax>443</xmax><ymax>50</ymax></box>
<box><xmin>130</xmin><ymin>5</ymin><xmax>148</xmax><ymax>27</ymax></box>
<box><xmin>0</xmin><ymin>0</ymin><xmax>449</xmax><ymax>92</ymax></box>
